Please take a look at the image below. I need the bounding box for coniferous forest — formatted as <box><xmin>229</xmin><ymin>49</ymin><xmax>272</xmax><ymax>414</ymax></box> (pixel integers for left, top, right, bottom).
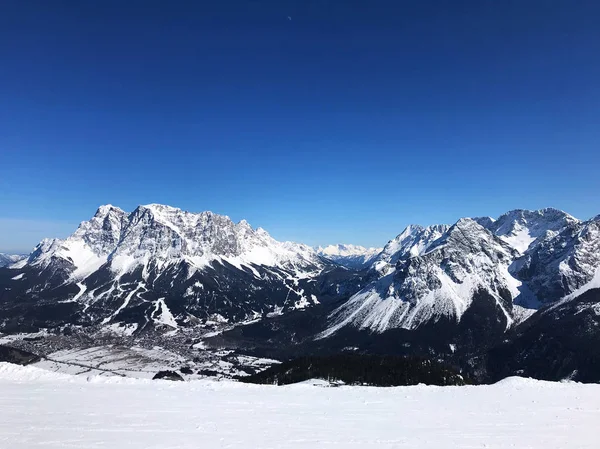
<box><xmin>239</xmin><ymin>354</ymin><xmax>467</xmax><ymax>386</ymax></box>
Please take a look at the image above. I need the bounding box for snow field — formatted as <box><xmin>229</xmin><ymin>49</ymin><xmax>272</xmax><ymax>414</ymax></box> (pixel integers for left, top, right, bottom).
<box><xmin>1</xmin><ymin>363</ymin><xmax>599</xmax><ymax>449</ymax></box>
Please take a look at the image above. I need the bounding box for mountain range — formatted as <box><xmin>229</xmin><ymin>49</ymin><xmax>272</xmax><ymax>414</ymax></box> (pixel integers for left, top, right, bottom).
<box><xmin>316</xmin><ymin>244</ymin><xmax>382</xmax><ymax>269</ymax></box>
<box><xmin>0</xmin><ymin>253</ymin><xmax>25</xmax><ymax>268</ymax></box>
<box><xmin>1</xmin><ymin>204</ymin><xmax>599</xmax><ymax>382</ymax></box>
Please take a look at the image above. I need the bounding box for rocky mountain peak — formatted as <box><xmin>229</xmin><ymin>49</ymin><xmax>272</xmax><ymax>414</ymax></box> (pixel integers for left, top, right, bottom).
<box><xmin>513</xmin><ymin>214</ymin><xmax>600</xmax><ymax>303</ymax></box>
<box><xmin>472</xmin><ymin>216</ymin><xmax>495</xmax><ymax>228</ymax></box>
<box><xmin>373</xmin><ymin>224</ymin><xmax>449</xmax><ymax>271</ymax></box>
<box><xmin>16</xmin><ymin>204</ymin><xmax>323</xmax><ymax>282</ymax></box>
<box><xmin>483</xmin><ymin>208</ymin><xmax>579</xmax><ymax>254</ymax></box>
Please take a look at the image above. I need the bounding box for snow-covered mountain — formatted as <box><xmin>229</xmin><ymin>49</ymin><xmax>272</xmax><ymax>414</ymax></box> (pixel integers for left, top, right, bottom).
<box><xmin>4</xmin><ymin>205</ymin><xmax>600</xmax><ymax>382</ymax></box>
<box><xmin>1</xmin><ymin>204</ymin><xmax>341</xmax><ymax>333</ymax></box>
<box><xmin>17</xmin><ymin>204</ymin><xmax>321</xmax><ymax>281</ymax></box>
<box><xmin>322</xmin><ymin>219</ymin><xmax>520</xmax><ymax>336</ymax></box>
<box><xmin>370</xmin><ymin>224</ymin><xmax>449</xmax><ymax>274</ymax></box>
<box><xmin>511</xmin><ymin>215</ymin><xmax>600</xmax><ymax>304</ymax></box>
<box><xmin>0</xmin><ymin>253</ymin><xmax>25</xmax><ymax>268</ymax></box>
<box><xmin>321</xmin><ymin>208</ymin><xmax>596</xmax><ymax>338</ymax></box>
<box><xmin>484</xmin><ymin>208</ymin><xmax>579</xmax><ymax>254</ymax></box>
<box><xmin>316</xmin><ymin>244</ymin><xmax>382</xmax><ymax>269</ymax></box>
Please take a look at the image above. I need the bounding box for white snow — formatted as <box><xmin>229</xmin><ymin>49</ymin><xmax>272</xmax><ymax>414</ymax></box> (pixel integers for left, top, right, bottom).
<box><xmin>316</xmin><ymin>244</ymin><xmax>383</xmax><ymax>268</ymax></box>
<box><xmin>322</xmin><ymin>220</ymin><xmax>520</xmax><ymax>336</ymax></box>
<box><xmin>565</xmin><ymin>266</ymin><xmax>600</xmax><ymax>300</ymax></box>
<box><xmin>31</xmin><ymin>346</ymin><xmax>187</xmax><ymax>379</ymax></box>
<box><xmin>0</xmin><ymin>252</ymin><xmax>27</xmax><ymax>268</ymax></box>
<box><xmin>490</xmin><ymin>208</ymin><xmax>579</xmax><ymax>254</ymax></box>
<box><xmin>69</xmin><ymin>282</ymin><xmax>87</xmax><ymax>302</ymax></box>
<box><xmin>152</xmin><ymin>297</ymin><xmax>178</xmax><ymax>328</ymax></box>
<box><xmin>317</xmin><ymin>244</ymin><xmax>381</xmax><ymax>258</ymax></box>
<box><xmin>1</xmin><ymin>363</ymin><xmax>599</xmax><ymax>449</ymax></box>
<box><xmin>101</xmin><ymin>282</ymin><xmax>145</xmax><ymax>324</ymax></box>
<box><xmin>20</xmin><ymin>203</ymin><xmax>324</xmax><ymax>285</ymax></box>
<box><xmin>0</xmin><ymin>330</ymin><xmax>50</xmax><ymax>345</ymax></box>
<box><xmin>10</xmin><ymin>273</ymin><xmax>25</xmax><ymax>280</ymax></box>
<box><xmin>104</xmin><ymin>322</ymin><xmax>138</xmax><ymax>337</ymax></box>
<box><xmin>498</xmin><ymin>226</ymin><xmax>536</xmax><ymax>254</ymax></box>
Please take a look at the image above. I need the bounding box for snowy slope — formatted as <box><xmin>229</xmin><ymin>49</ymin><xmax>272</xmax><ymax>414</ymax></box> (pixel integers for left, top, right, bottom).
<box><xmin>323</xmin><ymin>219</ymin><xmax>519</xmax><ymax>335</ymax></box>
<box><xmin>370</xmin><ymin>224</ymin><xmax>449</xmax><ymax>274</ymax></box>
<box><xmin>322</xmin><ymin>208</ymin><xmax>598</xmax><ymax>338</ymax></box>
<box><xmin>317</xmin><ymin>244</ymin><xmax>382</xmax><ymax>269</ymax></box>
<box><xmin>2</xmin><ymin>363</ymin><xmax>600</xmax><ymax>449</ymax></box>
<box><xmin>512</xmin><ymin>215</ymin><xmax>600</xmax><ymax>303</ymax></box>
<box><xmin>484</xmin><ymin>208</ymin><xmax>578</xmax><ymax>254</ymax></box>
<box><xmin>4</xmin><ymin>205</ymin><xmax>600</xmax><ymax>375</ymax></box>
<box><xmin>1</xmin><ymin>204</ymin><xmax>329</xmax><ymax>331</ymax></box>
<box><xmin>0</xmin><ymin>253</ymin><xmax>26</xmax><ymax>268</ymax></box>
<box><xmin>21</xmin><ymin>204</ymin><xmax>321</xmax><ymax>279</ymax></box>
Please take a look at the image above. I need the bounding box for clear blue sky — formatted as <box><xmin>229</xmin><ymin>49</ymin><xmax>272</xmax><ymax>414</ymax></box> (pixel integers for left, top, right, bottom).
<box><xmin>1</xmin><ymin>0</ymin><xmax>599</xmax><ymax>253</ymax></box>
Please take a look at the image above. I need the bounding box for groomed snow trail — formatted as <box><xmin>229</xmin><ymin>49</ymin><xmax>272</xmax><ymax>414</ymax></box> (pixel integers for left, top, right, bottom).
<box><xmin>1</xmin><ymin>364</ymin><xmax>599</xmax><ymax>449</ymax></box>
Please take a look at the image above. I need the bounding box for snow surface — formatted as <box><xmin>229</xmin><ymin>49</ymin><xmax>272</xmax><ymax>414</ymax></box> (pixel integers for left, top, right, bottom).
<box><xmin>152</xmin><ymin>297</ymin><xmax>179</xmax><ymax>328</ymax></box>
<box><xmin>567</xmin><ymin>266</ymin><xmax>600</xmax><ymax>299</ymax></box>
<box><xmin>316</xmin><ymin>244</ymin><xmax>382</xmax><ymax>268</ymax></box>
<box><xmin>498</xmin><ymin>226</ymin><xmax>536</xmax><ymax>254</ymax></box>
<box><xmin>317</xmin><ymin>244</ymin><xmax>381</xmax><ymax>258</ymax></box>
<box><xmin>488</xmin><ymin>208</ymin><xmax>579</xmax><ymax>254</ymax></box>
<box><xmin>0</xmin><ymin>252</ymin><xmax>26</xmax><ymax>268</ymax></box>
<box><xmin>1</xmin><ymin>363</ymin><xmax>599</xmax><ymax>449</ymax></box>
<box><xmin>31</xmin><ymin>346</ymin><xmax>187</xmax><ymax>378</ymax></box>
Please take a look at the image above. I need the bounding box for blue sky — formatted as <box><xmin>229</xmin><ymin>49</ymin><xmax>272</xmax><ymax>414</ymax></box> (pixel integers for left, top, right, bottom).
<box><xmin>1</xmin><ymin>1</ymin><xmax>599</xmax><ymax>252</ymax></box>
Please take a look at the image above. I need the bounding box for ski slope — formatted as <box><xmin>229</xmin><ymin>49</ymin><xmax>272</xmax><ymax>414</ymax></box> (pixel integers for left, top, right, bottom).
<box><xmin>1</xmin><ymin>363</ymin><xmax>599</xmax><ymax>448</ymax></box>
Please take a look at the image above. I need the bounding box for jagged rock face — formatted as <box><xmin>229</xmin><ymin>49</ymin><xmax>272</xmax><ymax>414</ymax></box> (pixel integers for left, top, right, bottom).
<box><xmin>372</xmin><ymin>224</ymin><xmax>449</xmax><ymax>270</ymax></box>
<box><xmin>1</xmin><ymin>204</ymin><xmax>339</xmax><ymax>333</ymax></box>
<box><xmin>322</xmin><ymin>209</ymin><xmax>599</xmax><ymax>339</ymax></box>
<box><xmin>393</xmin><ymin>219</ymin><xmax>518</xmax><ymax>308</ymax></box>
<box><xmin>316</xmin><ymin>244</ymin><xmax>382</xmax><ymax>269</ymax></box>
<box><xmin>4</xmin><ymin>204</ymin><xmax>600</xmax><ymax>377</ymax></box>
<box><xmin>322</xmin><ymin>219</ymin><xmax>519</xmax><ymax>335</ymax></box>
<box><xmin>512</xmin><ymin>217</ymin><xmax>600</xmax><ymax>303</ymax></box>
<box><xmin>21</xmin><ymin>204</ymin><xmax>320</xmax><ymax>279</ymax></box>
<box><xmin>485</xmin><ymin>208</ymin><xmax>579</xmax><ymax>254</ymax></box>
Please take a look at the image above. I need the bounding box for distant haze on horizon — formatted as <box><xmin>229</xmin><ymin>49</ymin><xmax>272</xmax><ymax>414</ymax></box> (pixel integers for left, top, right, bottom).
<box><xmin>1</xmin><ymin>1</ymin><xmax>599</xmax><ymax>252</ymax></box>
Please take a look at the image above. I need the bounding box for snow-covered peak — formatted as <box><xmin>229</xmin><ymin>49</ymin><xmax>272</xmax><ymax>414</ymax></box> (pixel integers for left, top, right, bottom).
<box><xmin>238</xmin><ymin>219</ymin><xmax>252</xmax><ymax>229</ymax></box>
<box><xmin>472</xmin><ymin>216</ymin><xmax>495</xmax><ymax>228</ymax></box>
<box><xmin>94</xmin><ymin>204</ymin><xmax>126</xmax><ymax>218</ymax></box>
<box><xmin>20</xmin><ymin>204</ymin><xmax>323</xmax><ymax>281</ymax></box>
<box><xmin>322</xmin><ymin>217</ymin><xmax>529</xmax><ymax>337</ymax></box>
<box><xmin>513</xmin><ymin>214</ymin><xmax>600</xmax><ymax>303</ymax></box>
<box><xmin>321</xmin><ymin>208</ymin><xmax>597</xmax><ymax>337</ymax></box>
<box><xmin>16</xmin><ymin>238</ymin><xmax>65</xmax><ymax>269</ymax></box>
<box><xmin>322</xmin><ymin>216</ymin><xmax>520</xmax><ymax>335</ymax></box>
<box><xmin>485</xmin><ymin>208</ymin><xmax>578</xmax><ymax>254</ymax></box>
<box><xmin>373</xmin><ymin>224</ymin><xmax>448</xmax><ymax>272</ymax></box>
<box><xmin>317</xmin><ymin>244</ymin><xmax>381</xmax><ymax>258</ymax></box>
<box><xmin>316</xmin><ymin>244</ymin><xmax>382</xmax><ymax>269</ymax></box>
<box><xmin>424</xmin><ymin>218</ymin><xmax>516</xmax><ymax>260</ymax></box>
<box><xmin>0</xmin><ymin>253</ymin><xmax>26</xmax><ymax>268</ymax></box>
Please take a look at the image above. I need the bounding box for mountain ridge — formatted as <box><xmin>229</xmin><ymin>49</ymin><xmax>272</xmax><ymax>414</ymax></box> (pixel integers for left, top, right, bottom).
<box><xmin>0</xmin><ymin>253</ymin><xmax>26</xmax><ymax>268</ymax></box>
<box><xmin>321</xmin><ymin>207</ymin><xmax>592</xmax><ymax>338</ymax></box>
<box><xmin>3</xmin><ymin>204</ymin><xmax>600</xmax><ymax>382</ymax></box>
<box><xmin>316</xmin><ymin>244</ymin><xmax>382</xmax><ymax>269</ymax></box>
